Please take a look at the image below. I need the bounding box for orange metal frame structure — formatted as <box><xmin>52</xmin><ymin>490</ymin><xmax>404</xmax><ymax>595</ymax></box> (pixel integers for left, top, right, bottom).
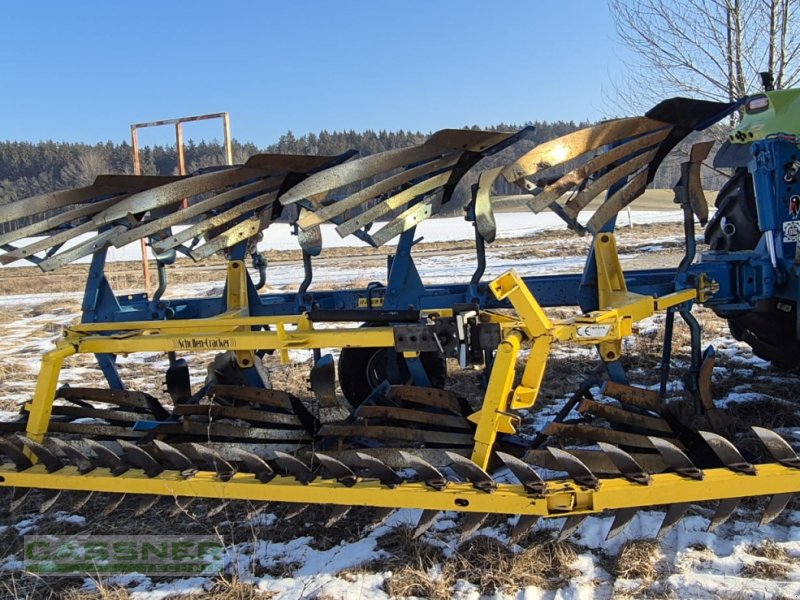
<box><xmin>129</xmin><ymin>112</ymin><xmax>233</xmax><ymax>292</ymax></box>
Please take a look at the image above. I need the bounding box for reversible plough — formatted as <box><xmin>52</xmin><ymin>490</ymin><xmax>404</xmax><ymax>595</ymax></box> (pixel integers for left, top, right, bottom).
<box><xmin>0</xmin><ymin>90</ymin><xmax>798</xmax><ymax>544</ymax></box>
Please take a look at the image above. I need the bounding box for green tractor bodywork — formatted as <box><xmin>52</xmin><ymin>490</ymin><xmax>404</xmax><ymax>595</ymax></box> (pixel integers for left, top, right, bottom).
<box><xmin>730</xmin><ymin>88</ymin><xmax>800</xmax><ymax>143</ymax></box>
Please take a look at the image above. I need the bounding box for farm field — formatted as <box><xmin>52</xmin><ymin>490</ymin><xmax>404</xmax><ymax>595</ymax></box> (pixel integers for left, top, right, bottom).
<box><xmin>0</xmin><ymin>206</ymin><xmax>797</xmax><ymax>600</ymax></box>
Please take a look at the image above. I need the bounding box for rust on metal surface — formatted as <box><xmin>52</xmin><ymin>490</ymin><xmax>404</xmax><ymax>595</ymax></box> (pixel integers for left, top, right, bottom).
<box><xmin>586</xmin><ymin>170</ymin><xmax>650</xmax><ymax>233</ymax></box>
<box><xmin>354</xmin><ymin>405</ymin><xmax>472</xmax><ymax>430</ymax></box>
<box><xmin>543</xmin><ymin>422</ymin><xmax>680</xmax><ymax>449</ymax></box>
<box><xmin>502</xmin><ymin>118</ymin><xmax>668</xmax><ymax>182</ymax></box>
<box><xmin>209</xmin><ymin>385</ymin><xmax>295</xmax><ymax>411</ymax></box>
<box><xmin>561</xmin><ymin>149</ymin><xmax>659</xmax><ymax>219</ymax></box>
<box><xmin>522</xmin><ymin>449</ymin><xmax>668</xmax><ymax>475</ymax></box>
<box><xmin>387</xmin><ymin>386</ymin><xmax>464</xmax><ymax>414</ymax></box>
<box><xmin>298</xmin><ymin>154</ymin><xmax>461</xmax><ymax>230</ymax></box>
<box><xmin>578</xmin><ymin>399</ymin><xmax>672</xmax><ymax>434</ymax></box>
<box><xmin>173</xmin><ymin>404</ymin><xmax>304</xmax><ymax>427</ymax></box>
<box><xmin>527</xmin><ymin>128</ymin><xmax>670</xmax><ymax>214</ymax></box>
<box><xmin>318</xmin><ymin>424</ymin><xmax>474</xmax><ymax>446</ymax></box>
<box><xmin>601</xmin><ymin>381</ymin><xmax>662</xmax><ymax>412</ymax></box>
<box><xmin>94</xmin><ymin>168</ymin><xmax>266</xmax><ymax>225</ymax></box>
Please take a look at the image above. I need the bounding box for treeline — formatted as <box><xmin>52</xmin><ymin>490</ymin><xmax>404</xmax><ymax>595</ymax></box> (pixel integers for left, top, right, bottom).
<box><xmin>0</xmin><ymin>121</ymin><xmax>729</xmax><ymax>219</ymax></box>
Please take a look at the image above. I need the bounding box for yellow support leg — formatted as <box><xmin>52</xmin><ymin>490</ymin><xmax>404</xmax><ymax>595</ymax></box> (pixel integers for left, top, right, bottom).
<box><xmin>469</xmin><ymin>331</ymin><xmax>523</xmax><ymax>469</ymax></box>
<box><xmin>225</xmin><ymin>260</ymin><xmax>258</xmax><ymax>369</ymax></box>
<box><xmin>511</xmin><ymin>335</ymin><xmax>551</xmax><ymax>409</ymax></box>
<box><xmin>25</xmin><ymin>342</ymin><xmax>75</xmax><ymax>445</ymax></box>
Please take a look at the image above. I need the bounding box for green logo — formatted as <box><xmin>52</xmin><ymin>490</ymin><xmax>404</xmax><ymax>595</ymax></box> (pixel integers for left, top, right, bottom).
<box><xmin>24</xmin><ymin>535</ymin><xmax>224</xmax><ymax>576</ymax></box>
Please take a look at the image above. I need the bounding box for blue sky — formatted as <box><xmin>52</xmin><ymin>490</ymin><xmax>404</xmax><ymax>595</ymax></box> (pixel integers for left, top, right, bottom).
<box><xmin>1</xmin><ymin>1</ymin><xmax>627</xmax><ymax>146</ymax></box>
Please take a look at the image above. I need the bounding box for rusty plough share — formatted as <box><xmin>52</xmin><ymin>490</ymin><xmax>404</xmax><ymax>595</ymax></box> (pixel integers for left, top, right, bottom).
<box><xmin>0</xmin><ymin>95</ymin><xmax>798</xmax><ymax>544</ymax></box>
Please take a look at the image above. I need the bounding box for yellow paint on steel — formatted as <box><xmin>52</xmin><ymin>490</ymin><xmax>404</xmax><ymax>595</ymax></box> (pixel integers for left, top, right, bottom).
<box><xmin>1</xmin><ymin>464</ymin><xmax>798</xmax><ymax>517</ymax></box>
<box><xmin>224</xmin><ymin>261</ymin><xmax>259</xmax><ymax>368</ymax></box>
<box><xmin>489</xmin><ymin>271</ymin><xmax>552</xmax><ymax>338</ymax></box>
<box><xmin>25</xmin><ymin>343</ymin><xmax>75</xmax><ymax>446</ymax></box>
<box><xmin>71</xmin><ymin>328</ymin><xmax>398</xmax><ymax>355</ymax></box>
<box><xmin>67</xmin><ymin>310</ymin><xmax>454</xmax><ymax>334</ymax></box>
<box><xmin>513</xmin><ymin>335</ymin><xmax>551</xmax><ymax>410</ymax></box>
<box><xmin>469</xmin><ymin>331</ymin><xmax>523</xmax><ymax>469</ymax></box>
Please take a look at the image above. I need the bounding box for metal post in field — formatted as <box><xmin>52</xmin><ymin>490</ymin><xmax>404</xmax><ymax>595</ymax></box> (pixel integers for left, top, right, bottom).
<box><xmin>129</xmin><ymin>112</ymin><xmax>233</xmax><ymax>296</ymax></box>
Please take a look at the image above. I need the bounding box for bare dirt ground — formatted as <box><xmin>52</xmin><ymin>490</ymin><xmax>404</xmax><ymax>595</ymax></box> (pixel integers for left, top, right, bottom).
<box><xmin>0</xmin><ymin>209</ymin><xmax>798</xmax><ymax>599</ymax></box>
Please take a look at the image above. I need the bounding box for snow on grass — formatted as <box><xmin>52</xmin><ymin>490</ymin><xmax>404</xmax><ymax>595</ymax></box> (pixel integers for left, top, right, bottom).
<box><xmin>0</xmin><ymin>211</ymin><xmax>798</xmax><ymax>599</ymax></box>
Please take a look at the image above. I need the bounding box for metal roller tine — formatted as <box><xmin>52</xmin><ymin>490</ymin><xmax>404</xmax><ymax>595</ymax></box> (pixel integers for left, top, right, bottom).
<box><xmin>134</xmin><ymin>495</ymin><xmax>161</xmax><ymax>518</ymax></box>
<box><xmin>413</xmin><ymin>509</ymin><xmax>440</xmax><ymax>539</ymax></box>
<box><xmin>459</xmin><ymin>513</ymin><xmax>489</xmax><ymax>542</ymax></box>
<box><xmin>657</xmin><ymin>502</ymin><xmax>690</xmax><ymax>539</ymax></box>
<box><xmin>596</xmin><ymin>442</ymin><xmax>652</xmax><ymax>485</ymax></box>
<box><xmin>399</xmin><ymin>451</ymin><xmax>448</xmax><ymax>490</ymax></box>
<box><xmin>649</xmin><ymin>437</ymin><xmax>704</xmax><ymax>480</ymax></box>
<box><xmin>272</xmin><ymin>451</ymin><xmax>315</xmax><ymax>484</ymax></box>
<box><xmin>606</xmin><ymin>508</ymin><xmax>638</xmax><ymax>541</ymax></box>
<box><xmin>547</xmin><ymin>447</ymin><xmax>599</xmax><ymax>489</ymax></box>
<box><xmin>366</xmin><ymin>508</ymin><xmax>397</xmax><ymax>532</ymax></box>
<box><xmin>10</xmin><ymin>488</ymin><xmax>31</xmax><ymax>512</ymax></box>
<box><xmin>46</xmin><ymin>438</ymin><xmax>95</xmax><ymax>474</ymax></box>
<box><xmin>284</xmin><ymin>504</ymin><xmax>308</xmax><ymax>520</ymax></box>
<box><xmin>206</xmin><ymin>500</ymin><xmax>233</xmax><ymax>519</ymax></box>
<box><xmin>547</xmin><ymin>425</ymin><xmax>645</xmax><ymax>448</ymax></box>
<box><xmin>70</xmin><ymin>492</ymin><xmax>93</xmax><ymax>513</ymax></box>
<box><xmin>244</xmin><ymin>503</ymin><xmax>268</xmax><ymax>521</ymax></box>
<box><xmin>309</xmin><ymin>354</ymin><xmax>337</xmax><ymax>408</ymax></box>
<box><xmin>708</xmin><ymin>498</ymin><xmax>740</xmax><ymax>532</ymax></box>
<box><xmin>313</xmin><ymin>452</ymin><xmax>357</xmax><ymax>487</ymax></box>
<box><xmin>698</xmin><ymin>431</ymin><xmax>756</xmax><ymax>475</ymax></box>
<box><xmin>0</xmin><ymin>438</ymin><xmax>33</xmax><ymax>471</ymax></box>
<box><xmin>558</xmin><ymin>515</ymin><xmax>588</xmax><ymax>542</ymax></box>
<box><xmin>84</xmin><ymin>439</ymin><xmax>128</xmax><ymax>475</ymax></box>
<box><xmin>760</xmin><ymin>493</ymin><xmax>794</xmax><ymax>525</ymax></box>
<box><xmin>40</xmin><ymin>490</ymin><xmax>62</xmax><ymax>513</ymax></box>
<box><xmin>151</xmin><ymin>440</ymin><xmax>197</xmax><ymax>477</ymax></box>
<box><xmin>510</xmin><ymin>515</ymin><xmax>539</xmax><ymax>544</ymax></box>
<box><xmin>188</xmin><ymin>443</ymin><xmax>237</xmax><ymax>481</ymax></box>
<box><xmin>168</xmin><ymin>498</ymin><xmax>195</xmax><ymax>519</ymax></box>
<box><xmin>495</xmin><ymin>451</ymin><xmax>547</xmax><ymax>495</ymax></box>
<box><xmin>102</xmin><ymin>494</ymin><xmax>127</xmax><ymax>517</ymax></box>
<box><xmin>444</xmin><ymin>451</ymin><xmax>496</xmax><ymax>492</ymax></box>
<box><xmin>351</xmin><ymin>452</ymin><xmax>403</xmax><ymax>487</ymax></box>
<box><xmin>117</xmin><ymin>440</ymin><xmax>164</xmax><ymax>478</ymax></box>
<box><xmin>325</xmin><ymin>505</ymin><xmax>352</xmax><ymax>528</ymax></box>
<box><xmin>229</xmin><ymin>448</ymin><xmax>274</xmax><ymax>483</ymax></box>
<box><xmin>751</xmin><ymin>426</ymin><xmax>800</xmax><ymax>468</ymax></box>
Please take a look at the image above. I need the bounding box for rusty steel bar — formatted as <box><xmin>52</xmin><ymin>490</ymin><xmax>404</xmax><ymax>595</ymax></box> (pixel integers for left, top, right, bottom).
<box><xmin>129</xmin><ymin>111</ymin><xmax>233</xmax><ymax>295</ymax></box>
<box><xmin>130</xmin><ymin>125</ymin><xmax>149</xmax><ymax>294</ymax></box>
